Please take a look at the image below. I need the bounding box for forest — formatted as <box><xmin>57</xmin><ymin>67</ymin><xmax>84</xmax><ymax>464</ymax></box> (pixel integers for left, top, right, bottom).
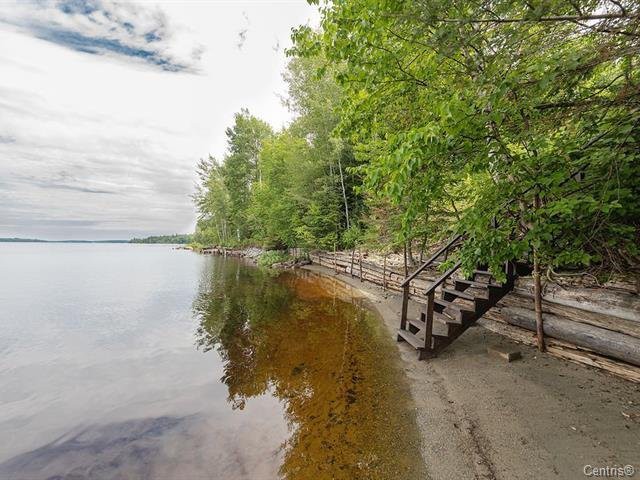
<box><xmin>193</xmin><ymin>0</ymin><xmax>639</xmax><ymax>279</ymax></box>
<box><xmin>130</xmin><ymin>234</ymin><xmax>193</xmax><ymax>244</ymax></box>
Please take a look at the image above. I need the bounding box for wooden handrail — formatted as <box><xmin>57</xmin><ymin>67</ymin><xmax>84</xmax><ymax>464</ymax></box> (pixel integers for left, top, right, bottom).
<box><xmin>400</xmin><ymin>233</ymin><xmax>463</xmax><ymax>288</ymax></box>
<box><xmin>424</xmin><ymin>260</ymin><xmax>462</xmax><ymax>296</ymax></box>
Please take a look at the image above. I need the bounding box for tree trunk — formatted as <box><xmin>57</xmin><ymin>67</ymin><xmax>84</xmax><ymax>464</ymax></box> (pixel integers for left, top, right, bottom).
<box><xmin>403</xmin><ymin>243</ymin><xmax>409</xmax><ymax>276</ymax></box>
<box><xmin>337</xmin><ymin>157</ymin><xmax>350</xmax><ymax>229</ymax></box>
<box><xmin>406</xmin><ymin>240</ymin><xmax>416</xmax><ymax>267</ymax></box>
<box><xmin>419</xmin><ymin>234</ymin><xmax>428</xmax><ymax>263</ymax></box>
<box><xmin>533</xmin><ymin>250</ymin><xmax>546</xmax><ymax>352</ymax></box>
<box><xmin>533</xmin><ymin>192</ymin><xmax>546</xmax><ymax>352</ymax></box>
<box><xmin>214</xmin><ymin>221</ymin><xmax>222</xmax><ymax>245</ymax></box>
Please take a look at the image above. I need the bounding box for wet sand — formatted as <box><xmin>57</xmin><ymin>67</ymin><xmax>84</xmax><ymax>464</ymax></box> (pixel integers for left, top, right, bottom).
<box><xmin>304</xmin><ymin>264</ymin><xmax>640</xmax><ymax>480</ymax></box>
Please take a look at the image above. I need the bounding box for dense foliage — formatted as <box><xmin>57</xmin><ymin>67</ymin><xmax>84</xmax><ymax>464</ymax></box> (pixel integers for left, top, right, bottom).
<box><xmin>195</xmin><ymin>0</ymin><xmax>639</xmax><ymax>276</ymax></box>
<box><xmin>193</xmin><ymin>59</ymin><xmax>361</xmax><ymax>251</ymax></box>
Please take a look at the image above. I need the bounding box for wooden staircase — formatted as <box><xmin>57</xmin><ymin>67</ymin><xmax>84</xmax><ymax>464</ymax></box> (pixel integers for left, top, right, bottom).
<box><xmin>397</xmin><ymin>235</ymin><xmax>516</xmax><ymax>360</ymax></box>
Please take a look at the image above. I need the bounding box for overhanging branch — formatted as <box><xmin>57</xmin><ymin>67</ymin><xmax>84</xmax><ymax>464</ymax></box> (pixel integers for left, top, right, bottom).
<box><xmin>439</xmin><ymin>12</ymin><xmax>638</xmax><ymax>24</ymax></box>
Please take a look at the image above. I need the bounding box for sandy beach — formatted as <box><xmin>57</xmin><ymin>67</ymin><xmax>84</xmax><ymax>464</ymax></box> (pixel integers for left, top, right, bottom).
<box><xmin>304</xmin><ymin>264</ymin><xmax>640</xmax><ymax>480</ymax></box>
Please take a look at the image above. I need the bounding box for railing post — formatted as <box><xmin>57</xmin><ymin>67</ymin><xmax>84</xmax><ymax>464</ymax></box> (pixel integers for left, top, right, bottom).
<box><xmin>424</xmin><ymin>290</ymin><xmax>434</xmax><ymax>351</ymax></box>
<box><xmin>400</xmin><ymin>284</ymin><xmax>409</xmax><ymax>331</ymax></box>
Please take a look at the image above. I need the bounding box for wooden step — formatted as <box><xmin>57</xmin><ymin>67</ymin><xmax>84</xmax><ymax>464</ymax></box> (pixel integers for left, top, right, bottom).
<box><xmin>408</xmin><ymin>317</ymin><xmax>425</xmax><ymax>331</ymax></box>
<box><xmin>408</xmin><ymin>315</ymin><xmax>451</xmax><ymax>337</ymax></box>
<box><xmin>397</xmin><ymin>328</ymin><xmax>424</xmax><ymax>350</ymax></box>
<box><xmin>434</xmin><ymin>310</ymin><xmax>463</xmax><ymax>326</ymax></box>
<box><xmin>434</xmin><ymin>297</ymin><xmax>470</xmax><ymax>311</ymax></box>
<box><xmin>412</xmin><ymin>331</ymin><xmax>453</xmax><ymax>352</ymax></box>
<box><xmin>399</xmin><ymin>257</ymin><xmax>517</xmax><ymax>359</ymax></box>
<box><xmin>455</xmin><ymin>278</ymin><xmax>503</xmax><ymax>289</ymax></box>
<box><xmin>425</xmin><ymin>306</ymin><xmax>463</xmax><ymax>325</ymax></box>
<box><xmin>442</xmin><ymin>287</ymin><xmax>477</xmax><ymax>301</ymax></box>
<box><xmin>434</xmin><ymin>298</ymin><xmax>475</xmax><ymax>321</ymax></box>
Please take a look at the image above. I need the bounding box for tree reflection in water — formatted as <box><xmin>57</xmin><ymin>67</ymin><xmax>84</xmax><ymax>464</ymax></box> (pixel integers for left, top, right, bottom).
<box><xmin>193</xmin><ymin>258</ymin><xmax>427</xmax><ymax>480</ymax></box>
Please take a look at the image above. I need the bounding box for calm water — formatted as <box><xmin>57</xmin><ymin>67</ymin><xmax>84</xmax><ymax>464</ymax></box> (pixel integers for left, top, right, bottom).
<box><xmin>0</xmin><ymin>244</ymin><xmax>425</xmax><ymax>479</ymax></box>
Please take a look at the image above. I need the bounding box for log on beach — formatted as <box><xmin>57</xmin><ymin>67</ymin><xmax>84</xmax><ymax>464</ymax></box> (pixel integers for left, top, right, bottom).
<box><xmin>513</xmin><ymin>278</ymin><xmax>640</xmax><ymax>323</ymax></box>
<box><xmin>489</xmin><ymin>306</ymin><xmax>640</xmax><ymax>367</ymax></box>
<box><xmin>492</xmin><ymin>291</ymin><xmax>640</xmax><ymax>340</ymax></box>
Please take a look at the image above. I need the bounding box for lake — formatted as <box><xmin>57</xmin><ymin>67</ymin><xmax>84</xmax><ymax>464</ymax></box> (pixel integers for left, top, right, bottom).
<box><xmin>0</xmin><ymin>243</ymin><xmax>425</xmax><ymax>479</ymax></box>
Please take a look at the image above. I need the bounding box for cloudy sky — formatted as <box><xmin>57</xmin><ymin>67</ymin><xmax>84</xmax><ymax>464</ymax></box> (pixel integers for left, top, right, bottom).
<box><xmin>0</xmin><ymin>0</ymin><xmax>318</xmax><ymax>240</ymax></box>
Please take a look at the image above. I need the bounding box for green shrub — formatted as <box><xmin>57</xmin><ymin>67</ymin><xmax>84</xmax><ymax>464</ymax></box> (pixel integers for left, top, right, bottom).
<box><xmin>257</xmin><ymin>250</ymin><xmax>291</xmax><ymax>268</ymax></box>
<box><xmin>188</xmin><ymin>242</ymin><xmax>204</xmax><ymax>252</ymax></box>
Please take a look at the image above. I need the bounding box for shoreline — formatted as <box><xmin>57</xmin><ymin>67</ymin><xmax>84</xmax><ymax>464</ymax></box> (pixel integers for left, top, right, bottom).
<box><xmin>303</xmin><ymin>263</ymin><xmax>640</xmax><ymax>480</ymax></box>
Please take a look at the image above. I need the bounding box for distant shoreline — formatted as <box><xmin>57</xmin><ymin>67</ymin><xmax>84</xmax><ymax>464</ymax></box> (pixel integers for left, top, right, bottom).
<box><xmin>1</xmin><ymin>234</ymin><xmax>192</xmax><ymax>244</ymax></box>
<box><xmin>0</xmin><ymin>238</ymin><xmax>128</xmax><ymax>244</ymax></box>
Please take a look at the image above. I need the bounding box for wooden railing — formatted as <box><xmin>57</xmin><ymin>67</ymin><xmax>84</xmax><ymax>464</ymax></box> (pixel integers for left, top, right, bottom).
<box><xmin>399</xmin><ymin>234</ymin><xmax>463</xmax><ymax>288</ymax></box>
<box><xmin>399</xmin><ymin>234</ymin><xmax>463</xmax><ymax>331</ymax></box>
<box><xmin>421</xmin><ymin>260</ymin><xmax>462</xmax><ymax>351</ymax></box>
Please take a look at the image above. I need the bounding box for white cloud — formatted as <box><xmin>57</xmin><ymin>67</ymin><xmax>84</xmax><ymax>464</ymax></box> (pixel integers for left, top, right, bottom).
<box><xmin>0</xmin><ymin>1</ymin><xmax>318</xmax><ymax>240</ymax></box>
<box><xmin>0</xmin><ymin>0</ymin><xmax>202</xmax><ymax>71</ymax></box>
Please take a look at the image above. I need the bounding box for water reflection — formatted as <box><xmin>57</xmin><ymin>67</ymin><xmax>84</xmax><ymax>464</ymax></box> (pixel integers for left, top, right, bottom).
<box><xmin>193</xmin><ymin>260</ymin><xmax>426</xmax><ymax>479</ymax></box>
<box><xmin>0</xmin><ymin>248</ymin><xmax>425</xmax><ymax>480</ymax></box>
<box><xmin>0</xmin><ymin>416</ymin><xmax>195</xmax><ymax>479</ymax></box>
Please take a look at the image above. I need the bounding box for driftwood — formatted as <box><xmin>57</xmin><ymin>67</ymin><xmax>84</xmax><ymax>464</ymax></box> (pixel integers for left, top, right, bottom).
<box><xmin>310</xmin><ymin>250</ymin><xmax>640</xmax><ymax>383</ymax></box>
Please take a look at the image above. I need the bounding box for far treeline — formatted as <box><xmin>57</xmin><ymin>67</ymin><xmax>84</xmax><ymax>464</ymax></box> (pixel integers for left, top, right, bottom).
<box><xmin>130</xmin><ymin>234</ymin><xmax>193</xmax><ymax>244</ymax></box>
<box><xmin>193</xmin><ymin>0</ymin><xmax>639</xmax><ymax>279</ymax></box>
